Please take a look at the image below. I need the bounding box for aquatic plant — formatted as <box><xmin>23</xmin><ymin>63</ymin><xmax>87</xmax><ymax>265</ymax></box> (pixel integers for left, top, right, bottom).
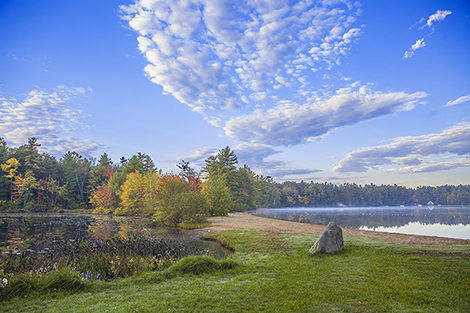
<box><xmin>1</xmin><ymin>235</ymin><xmax>216</xmax><ymax>281</ymax></box>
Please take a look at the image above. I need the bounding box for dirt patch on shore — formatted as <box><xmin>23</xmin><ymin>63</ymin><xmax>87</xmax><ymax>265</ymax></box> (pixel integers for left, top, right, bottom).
<box><xmin>202</xmin><ymin>212</ymin><xmax>470</xmax><ymax>246</ymax></box>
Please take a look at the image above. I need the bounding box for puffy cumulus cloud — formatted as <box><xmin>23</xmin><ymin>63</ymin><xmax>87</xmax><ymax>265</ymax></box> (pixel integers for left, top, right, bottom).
<box><xmin>403</xmin><ymin>38</ymin><xmax>425</xmax><ymax>59</ymax></box>
<box><xmin>224</xmin><ymin>83</ymin><xmax>427</xmax><ymax>146</ymax></box>
<box><xmin>333</xmin><ymin>122</ymin><xmax>470</xmax><ymax>174</ymax></box>
<box><xmin>425</xmin><ymin>10</ymin><xmax>452</xmax><ymax>28</ymax></box>
<box><xmin>120</xmin><ymin>0</ymin><xmax>362</xmax><ymax>112</ymax></box>
<box><xmin>411</xmin><ymin>38</ymin><xmax>426</xmax><ymax>50</ymax></box>
<box><xmin>0</xmin><ymin>87</ymin><xmax>106</xmax><ymax>157</ymax></box>
<box><xmin>446</xmin><ymin>94</ymin><xmax>470</xmax><ymax>107</ymax></box>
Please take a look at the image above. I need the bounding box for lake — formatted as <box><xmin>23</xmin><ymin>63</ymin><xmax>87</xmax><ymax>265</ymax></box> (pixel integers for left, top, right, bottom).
<box><xmin>0</xmin><ymin>213</ymin><xmax>228</xmax><ymax>256</ymax></box>
<box><xmin>250</xmin><ymin>205</ymin><xmax>470</xmax><ymax>240</ymax></box>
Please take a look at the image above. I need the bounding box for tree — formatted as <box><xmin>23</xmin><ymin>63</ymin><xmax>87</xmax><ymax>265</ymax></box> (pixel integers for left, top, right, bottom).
<box><xmin>1</xmin><ymin>157</ymin><xmax>20</xmax><ymax>201</ymax></box>
<box><xmin>109</xmin><ymin>153</ymin><xmax>157</xmax><ymax>195</ymax></box>
<box><xmin>61</xmin><ymin>151</ymin><xmax>91</xmax><ymax>205</ymax></box>
<box><xmin>0</xmin><ymin>138</ymin><xmax>10</xmax><ymax>201</ymax></box>
<box><xmin>177</xmin><ymin>160</ymin><xmax>197</xmax><ymax>180</ymax></box>
<box><xmin>255</xmin><ymin>175</ymin><xmax>281</xmax><ymax>208</ymax></box>
<box><xmin>91</xmin><ymin>183</ymin><xmax>118</xmax><ymax>214</ymax></box>
<box><xmin>203</xmin><ymin>147</ymin><xmax>238</xmax><ymax>179</ymax></box>
<box><xmin>202</xmin><ymin>147</ymin><xmax>244</xmax><ymax>212</ymax></box>
<box><xmin>88</xmin><ymin>154</ymin><xmax>114</xmax><ymax>196</ymax></box>
<box><xmin>202</xmin><ymin>176</ymin><xmax>231</xmax><ymax>216</ymax></box>
<box><xmin>98</xmin><ymin>153</ymin><xmax>113</xmax><ymax>168</ymax></box>
<box><xmin>154</xmin><ymin>174</ymin><xmax>209</xmax><ymax>226</ymax></box>
<box><xmin>12</xmin><ymin>170</ymin><xmax>38</xmax><ymax>207</ymax></box>
<box><xmin>119</xmin><ymin>171</ymin><xmax>146</xmax><ymax>216</ymax></box>
<box><xmin>236</xmin><ymin>165</ymin><xmax>259</xmax><ymax>211</ymax></box>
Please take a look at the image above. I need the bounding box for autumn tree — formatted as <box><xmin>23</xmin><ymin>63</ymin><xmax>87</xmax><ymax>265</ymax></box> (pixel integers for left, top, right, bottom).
<box><xmin>0</xmin><ymin>138</ymin><xmax>10</xmax><ymax>201</ymax></box>
<box><xmin>109</xmin><ymin>153</ymin><xmax>157</xmax><ymax>195</ymax></box>
<box><xmin>91</xmin><ymin>183</ymin><xmax>118</xmax><ymax>214</ymax></box>
<box><xmin>1</xmin><ymin>157</ymin><xmax>20</xmax><ymax>201</ymax></box>
<box><xmin>118</xmin><ymin>170</ymin><xmax>161</xmax><ymax>216</ymax></box>
<box><xmin>153</xmin><ymin>174</ymin><xmax>209</xmax><ymax>226</ymax></box>
<box><xmin>12</xmin><ymin>170</ymin><xmax>38</xmax><ymax>207</ymax></box>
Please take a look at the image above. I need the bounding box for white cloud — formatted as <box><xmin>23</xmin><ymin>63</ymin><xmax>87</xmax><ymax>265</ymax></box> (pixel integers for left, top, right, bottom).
<box><xmin>0</xmin><ymin>87</ymin><xmax>106</xmax><ymax>157</ymax></box>
<box><xmin>426</xmin><ymin>10</ymin><xmax>452</xmax><ymax>28</ymax></box>
<box><xmin>405</xmin><ymin>10</ymin><xmax>451</xmax><ymax>58</ymax></box>
<box><xmin>403</xmin><ymin>51</ymin><xmax>414</xmax><ymax>59</ymax></box>
<box><xmin>446</xmin><ymin>94</ymin><xmax>470</xmax><ymax>107</ymax></box>
<box><xmin>121</xmin><ymin>0</ymin><xmax>363</xmax><ymax>112</ymax></box>
<box><xmin>223</xmin><ymin>83</ymin><xmax>427</xmax><ymax>146</ymax></box>
<box><xmin>403</xmin><ymin>38</ymin><xmax>425</xmax><ymax>59</ymax></box>
<box><xmin>333</xmin><ymin>122</ymin><xmax>470</xmax><ymax>174</ymax></box>
<box><xmin>166</xmin><ymin>142</ymin><xmax>319</xmax><ymax>180</ymax></box>
<box><xmin>233</xmin><ymin>143</ymin><xmax>320</xmax><ymax>179</ymax></box>
<box><xmin>166</xmin><ymin>146</ymin><xmax>219</xmax><ymax>168</ymax></box>
<box><xmin>411</xmin><ymin>38</ymin><xmax>426</xmax><ymax>50</ymax></box>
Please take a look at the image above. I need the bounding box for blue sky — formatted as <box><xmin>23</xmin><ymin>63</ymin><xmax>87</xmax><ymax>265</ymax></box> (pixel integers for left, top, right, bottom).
<box><xmin>1</xmin><ymin>0</ymin><xmax>469</xmax><ymax>187</ymax></box>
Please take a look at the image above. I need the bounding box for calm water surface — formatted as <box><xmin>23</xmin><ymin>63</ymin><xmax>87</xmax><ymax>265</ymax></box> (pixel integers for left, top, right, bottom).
<box><xmin>250</xmin><ymin>205</ymin><xmax>470</xmax><ymax>239</ymax></box>
<box><xmin>0</xmin><ymin>213</ymin><xmax>228</xmax><ymax>256</ymax></box>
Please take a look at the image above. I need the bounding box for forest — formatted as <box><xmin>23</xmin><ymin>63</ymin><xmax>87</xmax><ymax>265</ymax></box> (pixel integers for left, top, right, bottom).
<box><xmin>1</xmin><ymin>138</ymin><xmax>469</xmax><ymax>225</ymax></box>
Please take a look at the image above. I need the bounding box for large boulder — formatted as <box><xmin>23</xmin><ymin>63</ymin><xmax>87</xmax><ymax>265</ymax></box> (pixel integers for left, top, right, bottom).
<box><xmin>309</xmin><ymin>221</ymin><xmax>343</xmax><ymax>254</ymax></box>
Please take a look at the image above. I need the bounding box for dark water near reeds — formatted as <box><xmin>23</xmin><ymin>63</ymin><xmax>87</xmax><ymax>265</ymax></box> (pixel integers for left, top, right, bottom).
<box><xmin>0</xmin><ymin>214</ymin><xmax>228</xmax><ymax>256</ymax></box>
<box><xmin>250</xmin><ymin>205</ymin><xmax>470</xmax><ymax>239</ymax></box>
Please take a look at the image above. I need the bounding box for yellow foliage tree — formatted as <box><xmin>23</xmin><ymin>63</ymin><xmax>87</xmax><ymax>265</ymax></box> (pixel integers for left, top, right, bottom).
<box><xmin>118</xmin><ymin>171</ymin><xmax>161</xmax><ymax>216</ymax></box>
<box><xmin>1</xmin><ymin>157</ymin><xmax>21</xmax><ymax>201</ymax></box>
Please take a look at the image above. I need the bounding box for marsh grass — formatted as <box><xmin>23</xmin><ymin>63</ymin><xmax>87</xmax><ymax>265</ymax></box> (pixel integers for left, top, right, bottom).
<box><xmin>1</xmin><ymin>269</ymin><xmax>85</xmax><ymax>300</ymax></box>
<box><xmin>1</xmin><ymin>236</ymin><xmax>214</xmax><ymax>282</ymax></box>
<box><xmin>1</xmin><ymin>230</ymin><xmax>469</xmax><ymax>312</ymax></box>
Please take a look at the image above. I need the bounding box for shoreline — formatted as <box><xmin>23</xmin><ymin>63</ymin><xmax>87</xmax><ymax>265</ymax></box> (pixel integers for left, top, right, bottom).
<box><xmin>202</xmin><ymin>212</ymin><xmax>470</xmax><ymax>246</ymax></box>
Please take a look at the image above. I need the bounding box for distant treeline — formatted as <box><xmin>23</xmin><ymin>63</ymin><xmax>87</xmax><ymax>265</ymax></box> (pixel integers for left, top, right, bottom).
<box><xmin>0</xmin><ymin>138</ymin><xmax>469</xmax><ymax>217</ymax></box>
<box><xmin>275</xmin><ymin>181</ymin><xmax>470</xmax><ymax>207</ymax></box>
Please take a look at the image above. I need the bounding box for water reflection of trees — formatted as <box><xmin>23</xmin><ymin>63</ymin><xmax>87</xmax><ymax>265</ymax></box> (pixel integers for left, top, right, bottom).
<box><xmin>0</xmin><ymin>215</ymin><xmax>197</xmax><ymax>254</ymax></box>
<box><xmin>0</xmin><ymin>215</ymin><xmax>152</xmax><ymax>252</ymax></box>
<box><xmin>251</xmin><ymin>206</ymin><xmax>470</xmax><ymax>229</ymax></box>
<box><xmin>1</xmin><ymin>215</ymin><xmax>94</xmax><ymax>252</ymax></box>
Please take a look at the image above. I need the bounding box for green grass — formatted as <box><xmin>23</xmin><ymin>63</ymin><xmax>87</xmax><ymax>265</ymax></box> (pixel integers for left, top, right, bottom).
<box><xmin>1</xmin><ymin>230</ymin><xmax>469</xmax><ymax>312</ymax></box>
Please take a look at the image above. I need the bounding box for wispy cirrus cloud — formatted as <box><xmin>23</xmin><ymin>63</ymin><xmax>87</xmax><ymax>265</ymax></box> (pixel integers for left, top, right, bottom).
<box><xmin>166</xmin><ymin>146</ymin><xmax>219</xmax><ymax>168</ymax></box>
<box><xmin>167</xmin><ymin>142</ymin><xmax>320</xmax><ymax>179</ymax></box>
<box><xmin>446</xmin><ymin>94</ymin><xmax>470</xmax><ymax>107</ymax></box>
<box><xmin>405</xmin><ymin>9</ymin><xmax>451</xmax><ymax>58</ymax></box>
<box><xmin>333</xmin><ymin>122</ymin><xmax>470</xmax><ymax>174</ymax></box>
<box><xmin>224</xmin><ymin>83</ymin><xmax>427</xmax><ymax>146</ymax></box>
<box><xmin>424</xmin><ymin>10</ymin><xmax>452</xmax><ymax>29</ymax></box>
<box><xmin>0</xmin><ymin>87</ymin><xmax>106</xmax><ymax>157</ymax></box>
<box><xmin>233</xmin><ymin>143</ymin><xmax>320</xmax><ymax>178</ymax></box>
<box><xmin>120</xmin><ymin>0</ymin><xmax>363</xmax><ymax>113</ymax></box>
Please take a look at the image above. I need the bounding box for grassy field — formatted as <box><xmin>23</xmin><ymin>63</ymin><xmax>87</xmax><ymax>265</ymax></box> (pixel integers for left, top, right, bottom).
<box><xmin>1</xmin><ymin>229</ymin><xmax>469</xmax><ymax>312</ymax></box>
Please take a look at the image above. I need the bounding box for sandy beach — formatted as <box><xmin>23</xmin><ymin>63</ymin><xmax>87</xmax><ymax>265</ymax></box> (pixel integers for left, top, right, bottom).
<box><xmin>201</xmin><ymin>212</ymin><xmax>470</xmax><ymax>245</ymax></box>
